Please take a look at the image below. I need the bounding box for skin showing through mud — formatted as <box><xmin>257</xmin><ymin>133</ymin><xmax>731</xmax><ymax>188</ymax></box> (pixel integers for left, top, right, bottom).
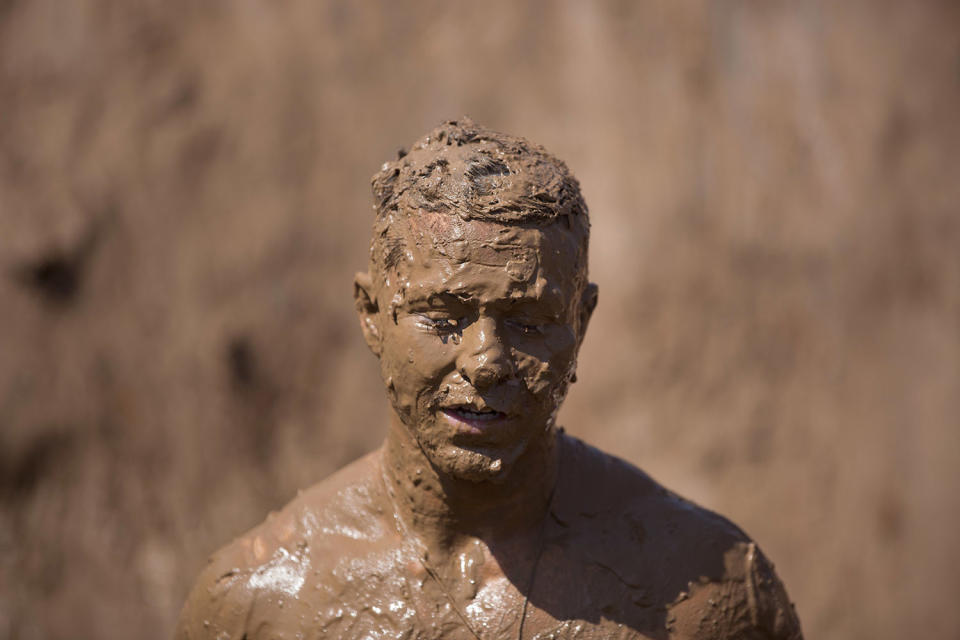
<box><xmin>175</xmin><ymin>119</ymin><xmax>803</xmax><ymax>639</ymax></box>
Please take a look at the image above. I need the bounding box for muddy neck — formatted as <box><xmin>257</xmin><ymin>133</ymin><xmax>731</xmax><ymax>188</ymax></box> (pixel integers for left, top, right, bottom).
<box><xmin>379</xmin><ymin>413</ymin><xmax>560</xmax><ymax>556</ymax></box>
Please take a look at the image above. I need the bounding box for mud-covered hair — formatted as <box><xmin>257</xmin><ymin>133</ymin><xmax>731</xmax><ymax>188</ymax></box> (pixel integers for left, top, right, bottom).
<box><xmin>369</xmin><ymin>118</ymin><xmax>590</xmax><ymax>277</ymax></box>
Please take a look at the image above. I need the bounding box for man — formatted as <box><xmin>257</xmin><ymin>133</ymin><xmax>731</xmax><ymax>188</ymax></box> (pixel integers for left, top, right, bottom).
<box><xmin>176</xmin><ymin>119</ymin><xmax>803</xmax><ymax>639</ymax></box>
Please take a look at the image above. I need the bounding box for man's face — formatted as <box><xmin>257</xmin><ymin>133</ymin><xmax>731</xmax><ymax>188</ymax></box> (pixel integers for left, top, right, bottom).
<box><xmin>358</xmin><ymin>211</ymin><xmax>595</xmax><ymax>482</ymax></box>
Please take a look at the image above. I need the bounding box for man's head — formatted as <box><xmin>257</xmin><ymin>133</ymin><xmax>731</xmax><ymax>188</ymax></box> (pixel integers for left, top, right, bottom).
<box><xmin>355</xmin><ymin>119</ymin><xmax>598</xmax><ymax>482</ymax></box>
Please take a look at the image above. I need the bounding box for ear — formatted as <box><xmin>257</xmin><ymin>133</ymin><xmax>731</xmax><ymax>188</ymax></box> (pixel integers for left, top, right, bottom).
<box><xmin>577</xmin><ymin>282</ymin><xmax>599</xmax><ymax>347</ymax></box>
<box><xmin>354</xmin><ymin>271</ymin><xmax>382</xmax><ymax>357</ymax></box>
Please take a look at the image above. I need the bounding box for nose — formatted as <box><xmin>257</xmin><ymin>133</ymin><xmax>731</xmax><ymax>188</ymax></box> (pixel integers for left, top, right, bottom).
<box><xmin>456</xmin><ymin>317</ymin><xmax>513</xmax><ymax>389</ymax></box>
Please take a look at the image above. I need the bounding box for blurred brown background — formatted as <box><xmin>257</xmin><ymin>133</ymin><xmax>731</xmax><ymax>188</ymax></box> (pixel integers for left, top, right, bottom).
<box><xmin>1</xmin><ymin>1</ymin><xmax>958</xmax><ymax>638</ymax></box>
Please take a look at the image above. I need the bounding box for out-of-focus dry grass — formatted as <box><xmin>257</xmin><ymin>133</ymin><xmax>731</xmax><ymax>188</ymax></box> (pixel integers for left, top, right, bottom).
<box><xmin>1</xmin><ymin>1</ymin><xmax>958</xmax><ymax>638</ymax></box>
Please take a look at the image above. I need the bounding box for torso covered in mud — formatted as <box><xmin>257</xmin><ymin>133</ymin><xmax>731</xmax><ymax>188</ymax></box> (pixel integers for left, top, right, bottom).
<box><xmin>176</xmin><ymin>435</ymin><xmax>802</xmax><ymax>639</ymax></box>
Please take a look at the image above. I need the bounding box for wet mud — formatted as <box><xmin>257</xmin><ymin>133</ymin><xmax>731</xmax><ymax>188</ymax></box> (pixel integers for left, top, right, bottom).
<box><xmin>177</xmin><ymin>121</ymin><xmax>801</xmax><ymax>639</ymax></box>
<box><xmin>3</xmin><ymin>4</ymin><xmax>958</xmax><ymax>639</ymax></box>
<box><xmin>177</xmin><ymin>435</ymin><xmax>801</xmax><ymax>639</ymax></box>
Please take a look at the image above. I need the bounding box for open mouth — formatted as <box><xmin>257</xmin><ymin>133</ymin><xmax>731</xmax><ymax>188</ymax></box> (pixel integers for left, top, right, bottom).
<box><xmin>441</xmin><ymin>405</ymin><xmax>507</xmax><ymax>427</ymax></box>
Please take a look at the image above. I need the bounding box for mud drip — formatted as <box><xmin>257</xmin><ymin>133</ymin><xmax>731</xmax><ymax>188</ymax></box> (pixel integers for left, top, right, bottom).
<box><xmin>176</xmin><ymin>119</ymin><xmax>803</xmax><ymax>640</ymax></box>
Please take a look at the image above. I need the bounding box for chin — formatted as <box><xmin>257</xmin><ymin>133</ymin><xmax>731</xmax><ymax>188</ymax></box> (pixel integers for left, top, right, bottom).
<box><xmin>424</xmin><ymin>441</ymin><xmax>528</xmax><ymax>484</ymax></box>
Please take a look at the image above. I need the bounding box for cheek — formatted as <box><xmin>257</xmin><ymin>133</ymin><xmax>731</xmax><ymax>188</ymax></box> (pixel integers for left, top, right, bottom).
<box><xmin>543</xmin><ymin>326</ymin><xmax>578</xmax><ymax>360</ymax></box>
<box><xmin>380</xmin><ymin>322</ymin><xmax>456</xmax><ymax>391</ymax></box>
<box><xmin>513</xmin><ymin>352</ymin><xmax>553</xmax><ymax>397</ymax></box>
<box><xmin>512</xmin><ymin>327</ymin><xmax>578</xmax><ymax>398</ymax></box>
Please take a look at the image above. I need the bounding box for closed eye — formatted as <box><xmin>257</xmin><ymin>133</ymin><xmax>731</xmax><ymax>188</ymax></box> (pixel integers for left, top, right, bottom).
<box><xmin>416</xmin><ymin>314</ymin><xmax>462</xmax><ymax>334</ymax></box>
<box><xmin>505</xmin><ymin>319</ymin><xmax>544</xmax><ymax>335</ymax></box>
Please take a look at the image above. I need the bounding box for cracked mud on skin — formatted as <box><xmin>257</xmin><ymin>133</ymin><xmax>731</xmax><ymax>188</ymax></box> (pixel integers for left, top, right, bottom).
<box><xmin>176</xmin><ymin>118</ymin><xmax>803</xmax><ymax>639</ymax></box>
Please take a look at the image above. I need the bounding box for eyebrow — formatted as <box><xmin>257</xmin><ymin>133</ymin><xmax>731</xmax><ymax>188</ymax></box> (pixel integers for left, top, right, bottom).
<box><xmin>402</xmin><ymin>288</ymin><xmax>564</xmax><ymax>313</ymax></box>
<box><xmin>504</xmin><ymin>294</ymin><xmax>565</xmax><ymax>317</ymax></box>
<box><xmin>401</xmin><ymin>290</ymin><xmax>468</xmax><ymax>308</ymax></box>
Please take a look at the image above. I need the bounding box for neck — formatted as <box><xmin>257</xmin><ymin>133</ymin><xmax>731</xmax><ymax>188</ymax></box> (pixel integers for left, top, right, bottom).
<box><xmin>379</xmin><ymin>414</ymin><xmax>560</xmax><ymax>557</ymax></box>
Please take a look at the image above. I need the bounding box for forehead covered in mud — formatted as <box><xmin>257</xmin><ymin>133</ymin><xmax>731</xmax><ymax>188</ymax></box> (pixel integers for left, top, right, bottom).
<box><xmin>385</xmin><ymin>211</ymin><xmax>586</xmax><ymax>319</ymax></box>
<box><xmin>368</xmin><ymin>118</ymin><xmax>590</xmax><ymax>284</ymax></box>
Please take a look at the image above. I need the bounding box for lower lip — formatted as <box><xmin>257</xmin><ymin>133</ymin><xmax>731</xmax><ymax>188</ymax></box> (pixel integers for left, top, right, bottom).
<box><xmin>441</xmin><ymin>408</ymin><xmax>507</xmax><ymax>433</ymax></box>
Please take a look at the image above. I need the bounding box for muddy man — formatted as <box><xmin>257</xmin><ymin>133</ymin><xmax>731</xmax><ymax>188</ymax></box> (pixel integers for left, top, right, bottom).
<box><xmin>176</xmin><ymin>119</ymin><xmax>803</xmax><ymax>639</ymax></box>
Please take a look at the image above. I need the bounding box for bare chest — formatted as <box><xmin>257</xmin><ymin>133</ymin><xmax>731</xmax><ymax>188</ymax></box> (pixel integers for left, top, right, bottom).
<box><xmin>234</xmin><ymin>543</ymin><xmax>670</xmax><ymax>640</ymax></box>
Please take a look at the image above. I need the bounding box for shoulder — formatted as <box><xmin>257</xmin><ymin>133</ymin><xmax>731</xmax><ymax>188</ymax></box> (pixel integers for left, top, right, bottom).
<box><xmin>175</xmin><ymin>451</ymin><xmax>388</xmax><ymax>639</ymax></box>
<box><xmin>555</xmin><ymin>433</ymin><xmax>748</xmax><ymax>552</ymax></box>
<box><xmin>551</xmin><ymin>433</ymin><xmax>803</xmax><ymax>639</ymax></box>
